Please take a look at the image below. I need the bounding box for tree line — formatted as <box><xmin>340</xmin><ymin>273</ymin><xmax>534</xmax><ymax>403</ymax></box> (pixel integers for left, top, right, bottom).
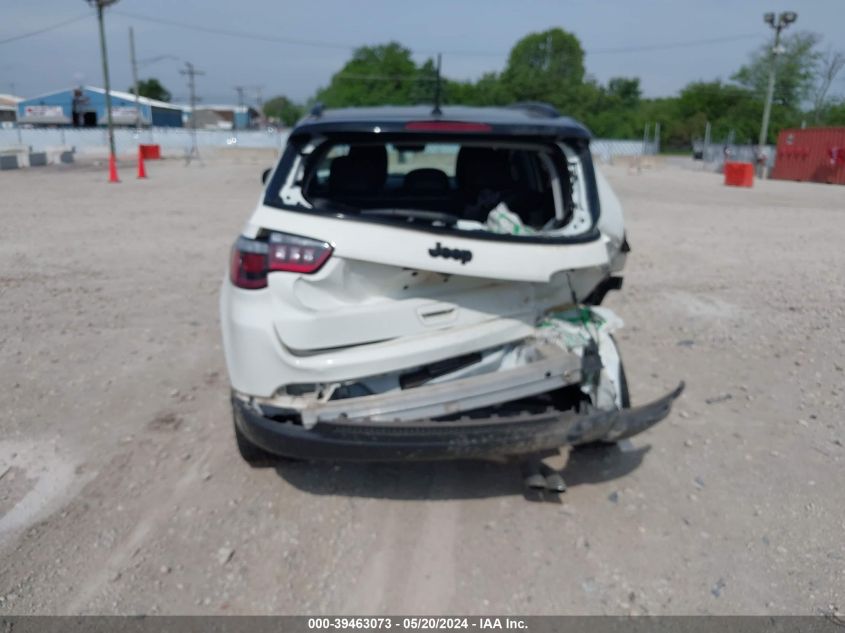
<box><xmin>139</xmin><ymin>27</ymin><xmax>845</xmax><ymax>149</ymax></box>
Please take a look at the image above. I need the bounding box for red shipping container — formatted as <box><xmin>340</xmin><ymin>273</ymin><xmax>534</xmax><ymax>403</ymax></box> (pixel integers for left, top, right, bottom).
<box><xmin>139</xmin><ymin>144</ymin><xmax>161</xmax><ymax>160</ymax></box>
<box><xmin>771</xmin><ymin>127</ymin><xmax>845</xmax><ymax>185</ymax></box>
<box><xmin>724</xmin><ymin>161</ymin><xmax>754</xmax><ymax>187</ymax></box>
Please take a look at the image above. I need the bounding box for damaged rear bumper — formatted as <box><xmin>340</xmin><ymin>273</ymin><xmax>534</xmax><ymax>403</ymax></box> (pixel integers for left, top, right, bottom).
<box><xmin>233</xmin><ymin>382</ymin><xmax>684</xmax><ymax>462</ymax></box>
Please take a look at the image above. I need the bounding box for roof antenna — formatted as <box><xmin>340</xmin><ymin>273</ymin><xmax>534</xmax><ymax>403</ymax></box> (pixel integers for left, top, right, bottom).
<box><xmin>310</xmin><ymin>102</ymin><xmax>324</xmax><ymax>118</ymax></box>
<box><xmin>432</xmin><ymin>53</ymin><xmax>442</xmax><ymax>116</ymax></box>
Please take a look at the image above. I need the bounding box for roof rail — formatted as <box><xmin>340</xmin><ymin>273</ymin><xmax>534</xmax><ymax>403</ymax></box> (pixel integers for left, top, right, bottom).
<box><xmin>507</xmin><ymin>102</ymin><xmax>560</xmax><ymax>118</ymax></box>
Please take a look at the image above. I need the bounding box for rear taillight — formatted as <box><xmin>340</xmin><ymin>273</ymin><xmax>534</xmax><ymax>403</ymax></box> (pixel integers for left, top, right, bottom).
<box><xmin>230</xmin><ymin>232</ymin><xmax>332</xmax><ymax>289</ymax></box>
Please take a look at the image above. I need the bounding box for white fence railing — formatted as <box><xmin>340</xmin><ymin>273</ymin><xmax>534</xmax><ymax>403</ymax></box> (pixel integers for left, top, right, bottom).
<box><xmin>590</xmin><ymin>140</ymin><xmax>658</xmax><ymax>162</ymax></box>
<box><xmin>691</xmin><ymin>141</ymin><xmax>775</xmax><ymax>169</ymax></box>
<box><xmin>2</xmin><ymin>127</ymin><xmax>666</xmax><ymax>162</ymax></box>
<box><xmin>0</xmin><ymin>127</ymin><xmax>289</xmax><ymax>155</ymax></box>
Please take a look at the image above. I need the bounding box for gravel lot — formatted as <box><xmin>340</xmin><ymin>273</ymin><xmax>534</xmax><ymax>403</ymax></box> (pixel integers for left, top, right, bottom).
<box><xmin>0</xmin><ymin>151</ymin><xmax>843</xmax><ymax>615</ymax></box>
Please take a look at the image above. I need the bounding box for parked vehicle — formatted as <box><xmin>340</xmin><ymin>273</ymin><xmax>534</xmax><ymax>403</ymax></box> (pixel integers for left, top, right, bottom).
<box><xmin>221</xmin><ymin>104</ymin><xmax>683</xmax><ymax>464</ymax></box>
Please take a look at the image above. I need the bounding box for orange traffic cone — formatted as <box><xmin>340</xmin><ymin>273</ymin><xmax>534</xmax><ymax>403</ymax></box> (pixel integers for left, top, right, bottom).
<box><xmin>108</xmin><ymin>153</ymin><xmax>120</xmax><ymax>183</ymax></box>
<box><xmin>137</xmin><ymin>146</ymin><xmax>147</xmax><ymax>179</ymax></box>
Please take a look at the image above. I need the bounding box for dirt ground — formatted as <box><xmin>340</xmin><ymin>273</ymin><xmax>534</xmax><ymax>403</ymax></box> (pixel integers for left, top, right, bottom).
<box><xmin>0</xmin><ymin>150</ymin><xmax>843</xmax><ymax>616</ymax></box>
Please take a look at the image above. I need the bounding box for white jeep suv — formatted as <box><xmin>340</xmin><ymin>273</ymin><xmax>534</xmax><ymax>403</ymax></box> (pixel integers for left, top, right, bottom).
<box><xmin>220</xmin><ymin>104</ymin><xmax>683</xmax><ymax>465</ymax></box>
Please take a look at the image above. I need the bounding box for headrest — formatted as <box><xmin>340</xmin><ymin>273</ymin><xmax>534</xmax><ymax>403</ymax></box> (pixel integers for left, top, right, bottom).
<box><xmin>348</xmin><ymin>145</ymin><xmax>388</xmax><ymax>187</ymax></box>
<box><xmin>328</xmin><ymin>149</ymin><xmax>386</xmax><ymax>195</ymax></box>
<box><xmin>455</xmin><ymin>147</ymin><xmax>511</xmax><ymax>192</ymax></box>
<box><xmin>403</xmin><ymin>168</ymin><xmax>450</xmax><ymax>195</ymax></box>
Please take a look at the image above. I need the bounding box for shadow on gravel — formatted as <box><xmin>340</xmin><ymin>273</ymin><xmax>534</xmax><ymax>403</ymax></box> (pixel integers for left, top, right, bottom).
<box><xmin>272</xmin><ymin>444</ymin><xmax>650</xmax><ymax>500</ymax></box>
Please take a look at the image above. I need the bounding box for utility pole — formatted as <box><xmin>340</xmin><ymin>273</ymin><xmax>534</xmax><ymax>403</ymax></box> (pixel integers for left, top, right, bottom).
<box><xmin>234</xmin><ymin>86</ymin><xmax>245</xmax><ymax>132</ymax></box>
<box><xmin>86</xmin><ymin>0</ymin><xmax>120</xmax><ymax>180</ymax></box>
<box><xmin>11</xmin><ymin>81</ymin><xmax>22</xmax><ymax>144</ymax></box>
<box><xmin>758</xmin><ymin>11</ymin><xmax>798</xmax><ymax>177</ymax></box>
<box><xmin>254</xmin><ymin>86</ymin><xmax>264</xmax><ymax>127</ymax></box>
<box><xmin>653</xmin><ymin>121</ymin><xmax>661</xmax><ymax>154</ymax></box>
<box><xmin>180</xmin><ymin>61</ymin><xmax>204</xmax><ymax>164</ymax></box>
<box><xmin>129</xmin><ymin>26</ymin><xmax>141</xmax><ymax>133</ymax></box>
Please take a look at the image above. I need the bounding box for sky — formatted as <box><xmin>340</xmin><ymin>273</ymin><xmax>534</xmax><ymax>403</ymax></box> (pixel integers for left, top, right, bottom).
<box><xmin>2</xmin><ymin>0</ymin><xmax>844</xmax><ymax>107</ymax></box>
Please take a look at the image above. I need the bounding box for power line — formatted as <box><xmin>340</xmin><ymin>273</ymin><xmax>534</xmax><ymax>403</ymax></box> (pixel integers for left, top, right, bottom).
<box><xmin>0</xmin><ymin>14</ymin><xmax>89</xmax><ymax>45</ymax></box>
<box><xmin>333</xmin><ymin>74</ymin><xmax>437</xmax><ymax>82</ymax></box>
<box><xmin>110</xmin><ymin>9</ymin><xmax>761</xmax><ymax>58</ymax></box>
<box><xmin>0</xmin><ymin>9</ymin><xmax>764</xmax><ymax>61</ymax></box>
<box><xmin>113</xmin><ymin>9</ymin><xmax>356</xmax><ymax>52</ymax></box>
<box><xmin>588</xmin><ymin>33</ymin><xmax>762</xmax><ymax>55</ymax></box>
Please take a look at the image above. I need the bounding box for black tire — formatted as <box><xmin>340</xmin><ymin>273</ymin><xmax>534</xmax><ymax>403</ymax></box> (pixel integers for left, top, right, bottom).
<box><xmin>233</xmin><ymin>420</ymin><xmax>278</xmax><ymax>467</ymax></box>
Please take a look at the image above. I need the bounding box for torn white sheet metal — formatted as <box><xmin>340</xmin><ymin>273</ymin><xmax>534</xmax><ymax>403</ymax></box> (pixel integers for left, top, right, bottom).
<box><xmin>248</xmin><ymin>307</ymin><xmax>627</xmax><ymax>430</ymax></box>
<box><xmin>299</xmin><ymin>349</ymin><xmax>582</xmax><ymax>427</ymax></box>
<box><xmin>536</xmin><ymin>306</ymin><xmax>624</xmax><ymax>409</ymax></box>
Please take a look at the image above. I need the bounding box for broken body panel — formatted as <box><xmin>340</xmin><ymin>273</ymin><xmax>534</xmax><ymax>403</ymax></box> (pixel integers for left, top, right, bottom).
<box><xmin>220</xmin><ymin>106</ymin><xmax>680</xmax><ymax>460</ymax></box>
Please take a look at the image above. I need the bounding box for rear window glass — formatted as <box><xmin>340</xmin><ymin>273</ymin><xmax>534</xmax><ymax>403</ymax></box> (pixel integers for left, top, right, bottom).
<box><xmin>269</xmin><ymin>138</ymin><xmax>591</xmax><ymax>238</ymax></box>
<box><xmin>313</xmin><ymin>143</ymin><xmax>459</xmax><ymax>188</ymax></box>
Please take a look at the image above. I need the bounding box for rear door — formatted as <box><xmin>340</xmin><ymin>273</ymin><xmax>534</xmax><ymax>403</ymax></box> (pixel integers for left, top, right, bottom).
<box><xmin>250</xmin><ymin>137</ymin><xmax>610</xmax><ymax>353</ymax></box>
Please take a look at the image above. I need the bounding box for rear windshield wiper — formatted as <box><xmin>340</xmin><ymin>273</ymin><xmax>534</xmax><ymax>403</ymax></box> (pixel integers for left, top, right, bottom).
<box><xmin>360</xmin><ymin>208</ymin><xmax>459</xmax><ymax>226</ymax></box>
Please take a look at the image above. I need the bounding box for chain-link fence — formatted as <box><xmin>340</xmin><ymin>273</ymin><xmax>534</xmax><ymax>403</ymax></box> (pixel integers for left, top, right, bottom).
<box><xmin>692</xmin><ymin>140</ymin><xmax>775</xmax><ymax>172</ymax></box>
<box><xmin>1</xmin><ymin>127</ymin><xmax>666</xmax><ymax>161</ymax></box>
<box><xmin>0</xmin><ymin>127</ymin><xmax>288</xmax><ymax>157</ymax></box>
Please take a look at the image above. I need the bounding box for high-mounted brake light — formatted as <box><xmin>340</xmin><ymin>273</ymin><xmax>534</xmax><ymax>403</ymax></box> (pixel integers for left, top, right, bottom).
<box><xmin>230</xmin><ymin>232</ymin><xmax>333</xmax><ymax>289</ymax></box>
<box><xmin>404</xmin><ymin>121</ymin><xmax>492</xmax><ymax>132</ymax></box>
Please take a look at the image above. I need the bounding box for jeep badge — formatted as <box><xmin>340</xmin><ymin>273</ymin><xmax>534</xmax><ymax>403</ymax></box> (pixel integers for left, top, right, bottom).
<box><xmin>428</xmin><ymin>242</ymin><xmax>473</xmax><ymax>264</ymax></box>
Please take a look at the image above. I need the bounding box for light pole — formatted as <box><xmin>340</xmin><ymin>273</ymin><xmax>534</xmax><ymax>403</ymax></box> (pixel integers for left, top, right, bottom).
<box><xmin>758</xmin><ymin>10</ymin><xmax>797</xmax><ymax>177</ymax></box>
<box><xmin>87</xmin><ymin>0</ymin><xmax>119</xmax><ymax>180</ymax></box>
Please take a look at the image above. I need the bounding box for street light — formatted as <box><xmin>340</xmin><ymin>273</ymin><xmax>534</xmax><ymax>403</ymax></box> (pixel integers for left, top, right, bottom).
<box><xmin>758</xmin><ymin>10</ymin><xmax>798</xmax><ymax>177</ymax></box>
<box><xmin>86</xmin><ymin>0</ymin><xmax>120</xmax><ymax>180</ymax></box>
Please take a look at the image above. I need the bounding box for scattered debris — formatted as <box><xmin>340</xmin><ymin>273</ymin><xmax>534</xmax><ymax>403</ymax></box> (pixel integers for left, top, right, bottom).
<box><xmin>705</xmin><ymin>393</ymin><xmax>733</xmax><ymax>405</ymax></box>
<box><xmin>216</xmin><ymin>547</ymin><xmax>234</xmax><ymax>566</ymax></box>
<box><xmin>149</xmin><ymin>411</ymin><xmax>182</xmax><ymax>431</ymax></box>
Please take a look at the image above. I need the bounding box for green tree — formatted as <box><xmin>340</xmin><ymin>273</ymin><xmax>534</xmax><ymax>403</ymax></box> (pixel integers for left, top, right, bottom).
<box><xmin>674</xmin><ymin>80</ymin><xmax>762</xmax><ymax>145</ymax></box>
<box><xmin>501</xmin><ymin>28</ymin><xmax>586</xmax><ymax>108</ymax></box>
<box><xmin>316</xmin><ymin>42</ymin><xmax>418</xmax><ymax>107</ymax></box>
<box><xmin>810</xmin><ymin>48</ymin><xmax>845</xmax><ymax>123</ymax></box>
<box><xmin>410</xmin><ymin>58</ymin><xmax>439</xmax><ymax>105</ymax></box>
<box><xmin>606</xmin><ymin>77</ymin><xmax>641</xmax><ymax>108</ymax></box>
<box><xmin>824</xmin><ymin>98</ymin><xmax>845</xmax><ymax>125</ymax></box>
<box><xmin>129</xmin><ymin>78</ymin><xmax>171</xmax><ymax>102</ymax></box>
<box><xmin>580</xmin><ymin>77</ymin><xmax>642</xmax><ymax>137</ymax></box>
<box><xmin>445</xmin><ymin>72</ymin><xmax>512</xmax><ymax>106</ymax></box>
<box><xmin>263</xmin><ymin>95</ymin><xmax>303</xmax><ymax>127</ymax></box>
<box><xmin>732</xmin><ymin>31</ymin><xmax>821</xmax><ymax>111</ymax></box>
